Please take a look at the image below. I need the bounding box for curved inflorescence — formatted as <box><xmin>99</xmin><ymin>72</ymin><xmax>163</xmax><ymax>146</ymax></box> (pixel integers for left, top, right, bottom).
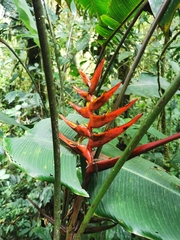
<box><xmin>59</xmin><ymin>59</ymin><xmax>142</xmax><ymax>165</ymax></box>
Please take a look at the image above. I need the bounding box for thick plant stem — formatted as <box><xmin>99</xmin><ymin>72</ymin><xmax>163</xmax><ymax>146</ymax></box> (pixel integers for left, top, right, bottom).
<box><xmin>74</xmin><ymin>72</ymin><xmax>180</xmax><ymax>238</ymax></box>
<box><xmin>43</xmin><ymin>0</ymin><xmax>66</xmax><ymax>115</ymax></box>
<box><xmin>66</xmin><ymin>196</ymin><xmax>84</xmax><ymax>240</ymax></box>
<box><xmin>32</xmin><ymin>1</ymin><xmax>61</xmax><ymax>239</ymax></box>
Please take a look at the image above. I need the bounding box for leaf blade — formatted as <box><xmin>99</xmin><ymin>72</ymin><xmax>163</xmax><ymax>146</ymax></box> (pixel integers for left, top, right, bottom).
<box><xmin>4</xmin><ymin>118</ymin><xmax>88</xmax><ymax>197</ymax></box>
<box><xmin>14</xmin><ymin>0</ymin><xmax>39</xmax><ymax>46</ymax></box>
<box><xmin>89</xmin><ymin>156</ymin><xmax>180</xmax><ymax>239</ymax></box>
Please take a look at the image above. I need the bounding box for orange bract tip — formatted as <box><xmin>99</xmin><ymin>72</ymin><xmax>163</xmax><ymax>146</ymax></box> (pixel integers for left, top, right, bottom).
<box><xmin>89</xmin><ymin>82</ymin><xmax>121</xmax><ymax>111</ymax></box>
<box><xmin>69</xmin><ymin>102</ymin><xmax>92</xmax><ymax>118</ymax></box>
<box><xmin>73</xmin><ymin>86</ymin><xmax>92</xmax><ymax>102</ymax></box>
<box><xmin>88</xmin><ymin>114</ymin><xmax>142</xmax><ymax>148</ymax></box>
<box><xmin>88</xmin><ymin>98</ymin><xmax>138</xmax><ymax>128</ymax></box>
<box><xmin>89</xmin><ymin>59</ymin><xmax>104</xmax><ymax>95</ymax></box>
<box><xmin>79</xmin><ymin>70</ymin><xmax>90</xmax><ymax>87</ymax></box>
<box><xmin>59</xmin><ymin>114</ymin><xmax>91</xmax><ymax>137</ymax></box>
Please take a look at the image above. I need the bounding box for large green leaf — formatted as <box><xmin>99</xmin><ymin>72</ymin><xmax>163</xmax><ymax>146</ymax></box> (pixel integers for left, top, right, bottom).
<box><xmin>107</xmin><ymin>0</ymin><xmax>143</xmax><ymax>23</ymax></box>
<box><xmin>75</xmin><ymin>0</ymin><xmax>110</xmax><ymax>19</ymax></box>
<box><xmin>89</xmin><ymin>144</ymin><xmax>180</xmax><ymax>239</ymax></box>
<box><xmin>4</xmin><ymin>116</ymin><xmax>89</xmax><ymax>197</ymax></box>
<box><xmin>14</xmin><ymin>0</ymin><xmax>39</xmax><ymax>46</ymax></box>
<box><xmin>76</xmin><ymin>0</ymin><xmax>144</xmax><ymax>38</ymax></box>
<box><xmin>149</xmin><ymin>0</ymin><xmax>180</xmax><ymax>36</ymax></box>
<box><xmin>125</xmin><ymin>72</ymin><xmax>171</xmax><ymax>98</ymax></box>
<box><xmin>113</xmin><ymin>72</ymin><xmax>180</xmax><ymax>98</ymax></box>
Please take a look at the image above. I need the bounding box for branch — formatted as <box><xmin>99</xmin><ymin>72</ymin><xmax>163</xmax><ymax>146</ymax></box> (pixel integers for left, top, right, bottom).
<box><xmin>42</xmin><ymin>0</ymin><xmax>66</xmax><ymax>115</ymax></box>
<box><xmin>27</xmin><ymin>197</ymin><xmax>66</xmax><ymax>235</ymax></box>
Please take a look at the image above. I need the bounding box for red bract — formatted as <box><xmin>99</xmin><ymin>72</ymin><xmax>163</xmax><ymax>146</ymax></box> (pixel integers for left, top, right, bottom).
<box><xmin>89</xmin><ymin>82</ymin><xmax>121</xmax><ymax>111</ymax></box>
<box><xmin>88</xmin><ymin>99</ymin><xmax>138</xmax><ymax>129</ymax></box>
<box><xmin>89</xmin><ymin>59</ymin><xmax>104</xmax><ymax>94</ymax></box>
<box><xmin>59</xmin><ymin>114</ymin><xmax>91</xmax><ymax>138</ymax></box>
<box><xmin>59</xmin><ymin>132</ymin><xmax>92</xmax><ymax>164</ymax></box>
<box><xmin>59</xmin><ymin>59</ymin><xmax>142</xmax><ymax>167</ymax></box>
<box><xmin>88</xmin><ymin>114</ymin><xmax>142</xmax><ymax>148</ymax></box>
<box><xmin>78</xmin><ymin>70</ymin><xmax>90</xmax><ymax>87</ymax></box>
<box><xmin>73</xmin><ymin>86</ymin><xmax>92</xmax><ymax>102</ymax></box>
<box><xmin>69</xmin><ymin>102</ymin><xmax>91</xmax><ymax>118</ymax></box>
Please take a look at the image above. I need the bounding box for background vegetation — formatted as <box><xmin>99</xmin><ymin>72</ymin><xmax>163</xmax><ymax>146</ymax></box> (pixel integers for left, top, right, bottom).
<box><xmin>0</xmin><ymin>0</ymin><xmax>180</xmax><ymax>239</ymax></box>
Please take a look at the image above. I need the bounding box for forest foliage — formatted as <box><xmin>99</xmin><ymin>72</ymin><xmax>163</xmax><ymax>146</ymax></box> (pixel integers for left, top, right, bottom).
<box><xmin>0</xmin><ymin>0</ymin><xmax>180</xmax><ymax>239</ymax></box>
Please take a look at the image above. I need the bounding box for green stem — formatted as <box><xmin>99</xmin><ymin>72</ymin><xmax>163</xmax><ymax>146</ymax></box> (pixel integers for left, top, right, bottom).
<box><xmin>75</xmin><ymin>67</ymin><xmax>180</xmax><ymax>240</ymax></box>
<box><xmin>43</xmin><ymin>0</ymin><xmax>66</xmax><ymax>115</ymax></box>
<box><xmin>32</xmin><ymin>1</ymin><xmax>61</xmax><ymax>239</ymax></box>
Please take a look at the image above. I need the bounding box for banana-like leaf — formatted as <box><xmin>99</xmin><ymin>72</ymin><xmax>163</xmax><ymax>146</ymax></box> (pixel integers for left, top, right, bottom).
<box><xmin>75</xmin><ymin>0</ymin><xmax>110</xmax><ymax>19</ymax></box>
<box><xmin>14</xmin><ymin>0</ymin><xmax>39</xmax><ymax>46</ymax></box>
<box><xmin>89</xmin><ymin>144</ymin><xmax>180</xmax><ymax>239</ymax></box>
<box><xmin>125</xmin><ymin>72</ymin><xmax>174</xmax><ymax>98</ymax></box>
<box><xmin>107</xmin><ymin>0</ymin><xmax>143</xmax><ymax>23</ymax></box>
<box><xmin>76</xmin><ymin>0</ymin><xmax>144</xmax><ymax>38</ymax></box>
<box><xmin>149</xmin><ymin>0</ymin><xmax>180</xmax><ymax>36</ymax></box>
<box><xmin>3</xmin><ymin>117</ymin><xmax>88</xmax><ymax>197</ymax></box>
<box><xmin>76</xmin><ymin>0</ymin><xmax>179</xmax><ymax>40</ymax></box>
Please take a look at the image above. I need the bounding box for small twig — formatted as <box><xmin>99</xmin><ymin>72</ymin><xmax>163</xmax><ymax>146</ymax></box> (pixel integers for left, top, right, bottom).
<box><xmin>157</xmin><ymin>30</ymin><xmax>180</xmax><ymax>95</ymax></box>
<box><xmin>27</xmin><ymin>196</ymin><xmax>55</xmax><ymax>225</ymax></box>
<box><xmin>27</xmin><ymin>196</ymin><xmax>66</xmax><ymax>235</ymax></box>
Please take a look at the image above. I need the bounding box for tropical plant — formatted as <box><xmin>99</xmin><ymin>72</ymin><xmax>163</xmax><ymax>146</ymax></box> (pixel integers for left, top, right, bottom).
<box><xmin>0</xmin><ymin>0</ymin><xmax>180</xmax><ymax>240</ymax></box>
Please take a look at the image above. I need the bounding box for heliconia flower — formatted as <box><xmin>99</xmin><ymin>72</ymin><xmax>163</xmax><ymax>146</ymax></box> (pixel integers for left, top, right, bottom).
<box><xmin>88</xmin><ymin>99</ymin><xmax>138</xmax><ymax>129</ymax></box>
<box><xmin>69</xmin><ymin>102</ymin><xmax>92</xmax><ymax>118</ymax></box>
<box><xmin>89</xmin><ymin>82</ymin><xmax>121</xmax><ymax>111</ymax></box>
<box><xmin>89</xmin><ymin>59</ymin><xmax>104</xmax><ymax>95</ymax></box>
<box><xmin>59</xmin><ymin>114</ymin><xmax>91</xmax><ymax>137</ymax></box>
<box><xmin>59</xmin><ymin>132</ymin><xmax>92</xmax><ymax>164</ymax></box>
<box><xmin>73</xmin><ymin>86</ymin><xmax>92</xmax><ymax>102</ymax></box>
<box><xmin>79</xmin><ymin>70</ymin><xmax>90</xmax><ymax>87</ymax></box>
<box><xmin>59</xmin><ymin>59</ymin><xmax>142</xmax><ymax>167</ymax></box>
<box><xmin>88</xmin><ymin>114</ymin><xmax>142</xmax><ymax>148</ymax></box>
